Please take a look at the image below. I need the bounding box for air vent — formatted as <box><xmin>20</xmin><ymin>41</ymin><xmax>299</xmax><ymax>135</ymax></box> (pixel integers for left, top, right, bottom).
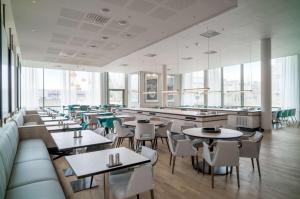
<box><xmin>204</xmin><ymin>50</ymin><xmax>217</xmax><ymax>54</ymax></box>
<box><xmin>144</xmin><ymin>53</ymin><xmax>157</xmax><ymax>57</ymax></box>
<box><xmin>85</xmin><ymin>13</ymin><xmax>111</xmax><ymax>25</ymax></box>
<box><xmin>200</xmin><ymin>30</ymin><xmax>220</xmax><ymax>38</ymax></box>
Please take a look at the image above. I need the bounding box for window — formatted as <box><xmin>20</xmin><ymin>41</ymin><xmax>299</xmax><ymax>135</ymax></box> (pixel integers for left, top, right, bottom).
<box><xmin>109</xmin><ymin>72</ymin><xmax>125</xmax><ymax>89</ymax></box>
<box><xmin>167</xmin><ymin>75</ymin><xmax>175</xmax><ymax>103</ymax></box>
<box><xmin>128</xmin><ymin>73</ymin><xmax>139</xmax><ymax>107</ymax></box>
<box><xmin>223</xmin><ymin>65</ymin><xmax>241</xmax><ymax>107</ymax></box>
<box><xmin>208</xmin><ymin>68</ymin><xmax>221</xmax><ymax>107</ymax></box>
<box><xmin>181</xmin><ymin>71</ymin><xmax>204</xmax><ymax>106</ymax></box>
<box><xmin>21</xmin><ymin>67</ymin><xmax>43</xmax><ymax>109</ymax></box>
<box><xmin>272</xmin><ymin>55</ymin><xmax>299</xmax><ymax>118</ymax></box>
<box><xmin>1</xmin><ymin>26</ymin><xmax>9</xmax><ymax>118</ymax></box>
<box><xmin>44</xmin><ymin>69</ymin><xmax>64</xmax><ymax>107</ymax></box>
<box><xmin>108</xmin><ymin>72</ymin><xmax>125</xmax><ymax>105</ymax></box>
<box><xmin>244</xmin><ymin>62</ymin><xmax>261</xmax><ymax>107</ymax></box>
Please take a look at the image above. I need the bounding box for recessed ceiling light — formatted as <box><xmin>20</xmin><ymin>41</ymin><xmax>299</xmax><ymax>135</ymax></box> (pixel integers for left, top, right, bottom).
<box><xmin>181</xmin><ymin>57</ymin><xmax>193</xmax><ymax>60</ymax></box>
<box><xmin>102</xmin><ymin>36</ymin><xmax>109</xmax><ymax>40</ymax></box>
<box><xmin>120</xmin><ymin>64</ymin><xmax>128</xmax><ymax>67</ymax></box>
<box><xmin>101</xmin><ymin>8</ymin><xmax>110</xmax><ymax>13</ymax></box>
<box><xmin>89</xmin><ymin>44</ymin><xmax>97</xmax><ymax>48</ymax></box>
<box><xmin>144</xmin><ymin>53</ymin><xmax>157</xmax><ymax>57</ymax></box>
<box><xmin>125</xmin><ymin>33</ymin><xmax>132</xmax><ymax>37</ymax></box>
<box><xmin>204</xmin><ymin>50</ymin><xmax>217</xmax><ymax>54</ymax></box>
<box><xmin>32</xmin><ymin>0</ymin><xmax>37</xmax><ymax>4</ymax></box>
<box><xmin>31</xmin><ymin>29</ymin><xmax>36</xmax><ymax>32</ymax></box>
<box><xmin>118</xmin><ymin>20</ymin><xmax>128</xmax><ymax>26</ymax></box>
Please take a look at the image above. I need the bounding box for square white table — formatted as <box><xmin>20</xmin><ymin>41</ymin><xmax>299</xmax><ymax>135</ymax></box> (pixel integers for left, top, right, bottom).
<box><xmin>46</xmin><ymin>124</ymin><xmax>82</xmax><ymax>133</ymax></box>
<box><xmin>65</xmin><ymin>147</ymin><xmax>150</xmax><ymax>197</ymax></box>
<box><xmin>41</xmin><ymin>116</ymin><xmax>68</xmax><ymax>122</ymax></box>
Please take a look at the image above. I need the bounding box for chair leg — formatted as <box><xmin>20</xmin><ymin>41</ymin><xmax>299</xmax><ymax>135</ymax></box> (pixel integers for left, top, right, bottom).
<box><xmin>251</xmin><ymin>158</ymin><xmax>255</xmax><ymax>170</ymax></box>
<box><xmin>165</xmin><ymin>138</ymin><xmax>170</xmax><ymax>152</ymax></box>
<box><xmin>211</xmin><ymin>166</ymin><xmax>214</xmax><ymax>188</ymax></box>
<box><xmin>150</xmin><ymin>189</ymin><xmax>155</xmax><ymax>199</ymax></box>
<box><xmin>195</xmin><ymin>156</ymin><xmax>199</xmax><ymax>173</ymax></box>
<box><xmin>172</xmin><ymin>156</ymin><xmax>176</xmax><ymax>174</ymax></box>
<box><xmin>161</xmin><ymin>137</ymin><xmax>164</xmax><ymax>143</ymax></box>
<box><xmin>169</xmin><ymin>154</ymin><xmax>173</xmax><ymax>166</ymax></box>
<box><xmin>137</xmin><ymin>194</ymin><xmax>140</xmax><ymax>199</ymax></box>
<box><xmin>202</xmin><ymin>160</ymin><xmax>205</xmax><ymax>176</ymax></box>
<box><xmin>236</xmin><ymin>166</ymin><xmax>240</xmax><ymax>188</ymax></box>
<box><xmin>256</xmin><ymin>158</ymin><xmax>261</xmax><ymax>178</ymax></box>
<box><xmin>230</xmin><ymin>166</ymin><xmax>233</xmax><ymax>175</ymax></box>
<box><xmin>191</xmin><ymin>156</ymin><xmax>195</xmax><ymax>168</ymax></box>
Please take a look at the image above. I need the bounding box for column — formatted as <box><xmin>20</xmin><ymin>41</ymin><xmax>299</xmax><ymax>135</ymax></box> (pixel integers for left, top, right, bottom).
<box><xmin>162</xmin><ymin>65</ymin><xmax>168</xmax><ymax>107</ymax></box>
<box><xmin>261</xmin><ymin>38</ymin><xmax>272</xmax><ymax>131</ymax></box>
<box><xmin>203</xmin><ymin>70</ymin><xmax>208</xmax><ymax>107</ymax></box>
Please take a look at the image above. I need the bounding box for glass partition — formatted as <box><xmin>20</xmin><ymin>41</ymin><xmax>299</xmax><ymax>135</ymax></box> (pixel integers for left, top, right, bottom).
<box><xmin>223</xmin><ymin>64</ymin><xmax>241</xmax><ymax>107</ymax></box>
<box><xmin>181</xmin><ymin>71</ymin><xmax>204</xmax><ymax>106</ymax></box>
<box><xmin>244</xmin><ymin>62</ymin><xmax>261</xmax><ymax>106</ymax></box>
<box><xmin>128</xmin><ymin>73</ymin><xmax>139</xmax><ymax>107</ymax></box>
<box><xmin>208</xmin><ymin>68</ymin><xmax>221</xmax><ymax>107</ymax></box>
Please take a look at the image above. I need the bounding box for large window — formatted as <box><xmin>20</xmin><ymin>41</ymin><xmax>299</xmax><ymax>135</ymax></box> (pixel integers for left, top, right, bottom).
<box><xmin>21</xmin><ymin>67</ymin><xmax>101</xmax><ymax>108</ymax></box>
<box><xmin>108</xmin><ymin>72</ymin><xmax>125</xmax><ymax>105</ymax></box>
<box><xmin>208</xmin><ymin>68</ymin><xmax>221</xmax><ymax>107</ymax></box>
<box><xmin>21</xmin><ymin>67</ymin><xmax>43</xmax><ymax>109</ymax></box>
<box><xmin>181</xmin><ymin>71</ymin><xmax>204</xmax><ymax>106</ymax></box>
<box><xmin>223</xmin><ymin>65</ymin><xmax>241</xmax><ymax>107</ymax></box>
<box><xmin>272</xmin><ymin>55</ymin><xmax>299</xmax><ymax>118</ymax></box>
<box><xmin>244</xmin><ymin>62</ymin><xmax>261</xmax><ymax>107</ymax></box>
<box><xmin>128</xmin><ymin>73</ymin><xmax>139</xmax><ymax>107</ymax></box>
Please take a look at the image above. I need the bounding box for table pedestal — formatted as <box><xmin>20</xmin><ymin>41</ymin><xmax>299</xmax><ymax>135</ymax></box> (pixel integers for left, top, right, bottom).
<box><xmin>63</xmin><ymin>167</ymin><xmax>75</xmax><ymax>177</ymax></box>
<box><xmin>196</xmin><ymin>162</ymin><xmax>228</xmax><ymax>175</ymax></box>
<box><xmin>70</xmin><ymin>176</ymin><xmax>98</xmax><ymax>192</ymax></box>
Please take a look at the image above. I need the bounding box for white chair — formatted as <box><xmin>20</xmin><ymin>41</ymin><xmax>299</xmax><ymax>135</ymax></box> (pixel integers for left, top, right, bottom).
<box><xmin>135</xmin><ymin>123</ymin><xmax>155</xmax><ymax>150</ymax></box>
<box><xmin>202</xmin><ymin>141</ymin><xmax>240</xmax><ymax>188</ymax></box>
<box><xmin>141</xmin><ymin>146</ymin><xmax>159</xmax><ymax>166</ymax></box>
<box><xmin>154</xmin><ymin>120</ymin><xmax>173</xmax><ymax>151</ymax></box>
<box><xmin>239</xmin><ymin>132</ymin><xmax>263</xmax><ymax>178</ymax></box>
<box><xmin>167</xmin><ymin>131</ymin><xmax>198</xmax><ymax>174</ymax></box>
<box><xmin>113</xmin><ymin>120</ymin><xmax>134</xmax><ymax>149</ymax></box>
<box><xmin>86</xmin><ymin>133</ymin><xmax>118</xmax><ymax>152</ymax></box>
<box><xmin>109</xmin><ymin>164</ymin><xmax>155</xmax><ymax>199</ymax></box>
<box><xmin>94</xmin><ymin>127</ymin><xmax>106</xmax><ymax>136</ymax></box>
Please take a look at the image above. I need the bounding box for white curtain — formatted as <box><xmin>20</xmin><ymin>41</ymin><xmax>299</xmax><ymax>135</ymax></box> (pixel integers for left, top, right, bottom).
<box><xmin>21</xmin><ymin>67</ymin><xmax>43</xmax><ymax>109</ymax></box>
<box><xmin>272</xmin><ymin>55</ymin><xmax>300</xmax><ymax>119</ymax></box>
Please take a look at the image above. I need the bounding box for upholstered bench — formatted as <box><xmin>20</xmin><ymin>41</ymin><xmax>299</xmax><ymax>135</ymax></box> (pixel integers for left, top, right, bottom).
<box><xmin>0</xmin><ymin>122</ymin><xmax>65</xmax><ymax>199</ymax></box>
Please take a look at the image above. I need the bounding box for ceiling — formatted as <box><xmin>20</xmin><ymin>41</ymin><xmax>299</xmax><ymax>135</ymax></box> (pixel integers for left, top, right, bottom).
<box><xmin>103</xmin><ymin>0</ymin><xmax>300</xmax><ymax>74</ymax></box>
<box><xmin>11</xmin><ymin>0</ymin><xmax>237</xmax><ymax>71</ymax></box>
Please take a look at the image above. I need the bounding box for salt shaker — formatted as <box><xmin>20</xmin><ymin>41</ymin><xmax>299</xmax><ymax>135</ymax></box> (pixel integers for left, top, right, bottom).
<box><xmin>74</xmin><ymin>131</ymin><xmax>77</xmax><ymax>138</ymax></box>
<box><xmin>109</xmin><ymin>154</ymin><xmax>114</xmax><ymax>166</ymax></box>
<box><xmin>115</xmin><ymin>153</ymin><xmax>120</xmax><ymax>165</ymax></box>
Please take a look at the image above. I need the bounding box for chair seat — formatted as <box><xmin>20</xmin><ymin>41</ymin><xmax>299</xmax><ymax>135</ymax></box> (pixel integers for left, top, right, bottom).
<box><xmin>14</xmin><ymin>140</ymin><xmax>50</xmax><ymax>163</ymax></box>
<box><xmin>23</xmin><ymin>122</ymin><xmax>38</xmax><ymax>126</ymax></box>
<box><xmin>8</xmin><ymin>160</ymin><xmax>58</xmax><ymax>189</ymax></box>
<box><xmin>6</xmin><ymin>180</ymin><xmax>65</xmax><ymax>199</ymax></box>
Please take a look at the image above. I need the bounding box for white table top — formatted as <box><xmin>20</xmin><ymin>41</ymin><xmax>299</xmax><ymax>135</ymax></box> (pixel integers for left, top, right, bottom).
<box><xmin>51</xmin><ymin>130</ymin><xmax>112</xmax><ymax>151</ymax></box>
<box><xmin>183</xmin><ymin>128</ymin><xmax>243</xmax><ymax>139</ymax></box>
<box><xmin>44</xmin><ymin>120</ymin><xmax>78</xmax><ymax>126</ymax></box>
<box><xmin>46</xmin><ymin>124</ymin><xmax>82</xmax><ymax>132</ymax></box>
<box><xmin>123</xmin><ymin>120</ymin><xmax>164</xmax><ymax>127</ymax></box>
<box><xmin>65</xmin><ymin>147</ymin><xmax>150</xmax><ymax>178</ymax></box>
<box><xmin>41</xmin><ymin>116</ymin><xmax>68</xmax><ymax>122</ymax></box>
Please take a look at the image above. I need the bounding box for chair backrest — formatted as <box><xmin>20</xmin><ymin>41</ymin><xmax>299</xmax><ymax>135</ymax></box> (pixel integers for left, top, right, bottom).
<box><xmin>105</xmin><ymin>133</ymin><xmax>118</xmax><ymax>148</ymax></box>
<box><xmin>141</xmin><ymin>146</ymin><xmax>159</xmax><ymax>166</ymax></box>
<box><xmin>113</xmin><ymin>120</ymin><xmax>131</xmax><ymax>137</ymax></box>
<box><xmin>240</xmin><ymin>132</ymin><xmax>263</xmax><ymax>158</ymax></box>
<box><xmin>213</xmin><ymin>141</ymin><xmax>239</xmax><ymax>167</ymax></box>
<box><xmin>125</xmin><ymin>165</ymin><xmax>154</xmax><ymax>198</ymax></box>
<box><xmin>12</xmin><ymin>112</ymin><xmax>24</xmax><ymax>127</ymax></box>
<box><xmin>135</xmin><ymin>123</ymin><xmax>155</xmax><ymax>140</ymax></box>
<box><xmin>156</xmin><ymin>120</ymin><xmax>173</xmax><ymax>137</ymax></box>
<box><xmin>94</xmin><ymin>127</ymin><xmax>106</xmax><ymax>136</ymax></box>
<box><xmin>166</xmin><ymin>130</ymin><xmax>176</xmax><ymax>153</ymax></box>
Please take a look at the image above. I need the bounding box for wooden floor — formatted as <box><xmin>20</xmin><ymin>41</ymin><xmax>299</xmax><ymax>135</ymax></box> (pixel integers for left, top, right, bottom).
<box><xmin>53</xmin><ymin>127</ymin><xmax>300</xmax><ymax>199</ymax></box>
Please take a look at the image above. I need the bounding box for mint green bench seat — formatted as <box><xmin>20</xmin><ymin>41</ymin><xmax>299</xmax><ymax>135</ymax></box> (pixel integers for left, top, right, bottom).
<box><xmin>0</xmin><ymin>122</ymin><xmax>65</xmax><ymax>199</ymax></box>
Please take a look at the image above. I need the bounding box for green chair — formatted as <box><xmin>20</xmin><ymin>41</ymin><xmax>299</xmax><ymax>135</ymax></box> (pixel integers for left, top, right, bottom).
<box><xmin>80</xmin><ymin>105</ymin><xmax>89</xmax><ymax>111</ymax></box>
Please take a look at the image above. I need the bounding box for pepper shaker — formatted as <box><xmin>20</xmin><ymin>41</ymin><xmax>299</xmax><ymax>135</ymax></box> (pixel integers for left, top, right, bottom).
<box><xmin>115</xmin><ymin>153</ymin><xmax>120</xmax><ymax>165</ymax></box>
<box><xmin>109</xmin><ymin>154</ymin><xmax>114</xmax><ymax>166</ymax></box>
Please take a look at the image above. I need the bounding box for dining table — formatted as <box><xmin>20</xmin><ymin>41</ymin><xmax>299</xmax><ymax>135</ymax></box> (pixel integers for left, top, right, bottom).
<box><xmin>123</xmin><ymin>120</ymin><xmax>165</xmax><ymax>127</ymax></box>
<box><xmin>183</xmin><ymin>127</ymin><xmax>243</xmax><ymax>174</ymax></box>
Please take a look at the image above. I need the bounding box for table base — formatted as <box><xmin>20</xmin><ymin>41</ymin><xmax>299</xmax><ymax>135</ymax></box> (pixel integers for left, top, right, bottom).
<box><xmin>196</xmin><ymin>162</ymin><xmax>228</xmax><ymax>175</ymax></box>
<box><xmin>70</xmin><ymin>177</ymin><xmax>98</xmax><ymax>192</ymax></box>
<box><xmin>63</xmin><ymin>167</ymin><xmax>75</xmax><ymax>177</ymax></box>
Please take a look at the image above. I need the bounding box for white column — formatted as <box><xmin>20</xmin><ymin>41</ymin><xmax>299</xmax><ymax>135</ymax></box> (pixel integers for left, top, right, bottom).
<box><xmin>162</xmin><ymin>65</ymin><xmax>168</xmax><ymax>107</ymax></box>
<box><xmin>204</xmin><ymin>70</ymin><xmax>208</xmax><ymax>107</ymax></box>
<box><xmin>261</xmin><ymin>38</ymin><xmax>272</xmax><ymax>131</ymax></box>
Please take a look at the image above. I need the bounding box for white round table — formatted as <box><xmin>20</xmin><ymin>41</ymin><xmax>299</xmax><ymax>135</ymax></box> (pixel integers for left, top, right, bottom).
<box><xmin>183</xmin><ymin>128</ymin><xmax>243</xmax><ymax>175</ymax></box>
<box><xmin>123</xmin><ymin>120</ymin><xmax>164</xmax><ymax>127</ymax></box>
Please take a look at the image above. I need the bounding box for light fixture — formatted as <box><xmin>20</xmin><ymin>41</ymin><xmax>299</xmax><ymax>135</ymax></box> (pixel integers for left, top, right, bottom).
<box><xmin>32</xmin><ymin>0</ymin><xmax>37</xmax><ymax>4</ymax></box>
<box><xmin>118</xmin><ymin>20</ymin><xmax>128</xmax><ymax>26</ymax></box>
<box><xmin>89</xmin><ymin>44</ymin><xmax>97</xmax><ymax>48</ymax></box>
<box><xmin>101</xmin><ymin>8</ymin><xmax>110</xmax><ymax>13</ymax></box>
<box><xmin>101</xmin><ymin>36</ymin><xmax>109</xmax><ymax>40</ymax></box>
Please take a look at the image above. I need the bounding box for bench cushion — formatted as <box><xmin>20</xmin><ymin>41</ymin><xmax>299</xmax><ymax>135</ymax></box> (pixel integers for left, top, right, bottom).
<box><xmin>0</xmin><ymin>128</ymin><xmax>15</xmax><ymax>182</ymax></box>
<box><xmin>6</xmin><ymin>180</ymin><xmax>65</xmax><ymax>199</ymax></box>
<box><xmin>12</xmin><ymin>113</ymin><xmax>24</xmax><ymax>127</ymax></box>
<box><xmin>23</xmin><ymin>122</ymin><xmax>38</xmax><ymax>126</ymax></box>
<box><xmin>8</xmin><ymin>160</ymin><xmax>58</xmax><ymax>189</ymax></box>
<box><xmin>14</xmin><ymin>140</ymin><xmax>50</xmax><ymax>163</ymax></box>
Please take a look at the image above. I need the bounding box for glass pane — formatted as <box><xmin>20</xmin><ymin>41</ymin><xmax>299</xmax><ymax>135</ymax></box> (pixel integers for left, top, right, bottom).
<box><xmin>244</xmin><ymin>62</ymin><xmax>261</xmax><ymax>106</ymax></box>
<box><xmin>128</xmin><ymin>73</ymin><xmax>139</xmax><ymax>107</ymax></box>
<box><xmin>181</xmin><ymin>71</ymin><xmax>204</xmax><ymax>106</ymax></box>
<box><xmin>109</xmin><ymin>90</ymin><xmax>124</xmax><ymax>105</ymax></box>
<box><xmin>223</xmin><ymin>65</ymin><xmax>241</xmax><ymax>106</ymax></box>
<box><xmin>109</xmin><ymin>72</ymin><xmax>125</xmax><ymax>89</ymax></box>
<box><xmin>208</xmin><ymin>68</ymin><xmax>221</xmax><ymax>107</ymax></box>
<box><xmin>167</xmin><ymin>75</ymin><xmax>175</xmax><ymax>102</ymax></box>
<box><xmin>2</xmin><ymin>26</ymin><xmax>9</xmax><ymax>117</ymax></box>
<box><xmin>44</xmin><ymin>69</ymin><xmax>64</xmax><ymax>106</ymax></box>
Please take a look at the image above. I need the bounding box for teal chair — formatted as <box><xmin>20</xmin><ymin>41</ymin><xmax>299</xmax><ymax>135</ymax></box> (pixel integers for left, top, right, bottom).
<box><xmin>80</xmin><ymin>105</ymin><xmax>89</xmax><ymax>111</ymax></box>
<box><xmin>80</xmin><ymin>122</ymin><xmax>89</xmax><ymax>130</ymax></box>
<box><xmin>98</xmin><ymin>117</ymin><xmax>121</xmax><ymax>135</ymax></box>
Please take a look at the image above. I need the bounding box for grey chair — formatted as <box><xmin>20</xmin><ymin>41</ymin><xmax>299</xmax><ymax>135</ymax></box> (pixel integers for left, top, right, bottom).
<box><xmin>239</xmin><ymin>132</ymin><xmax>264</xmax><ymax>178</ymax></box>
<box><xmin>154</xmin><ymin>120</ymin><xmax>173</xmax><ymax>151</ymax></box>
